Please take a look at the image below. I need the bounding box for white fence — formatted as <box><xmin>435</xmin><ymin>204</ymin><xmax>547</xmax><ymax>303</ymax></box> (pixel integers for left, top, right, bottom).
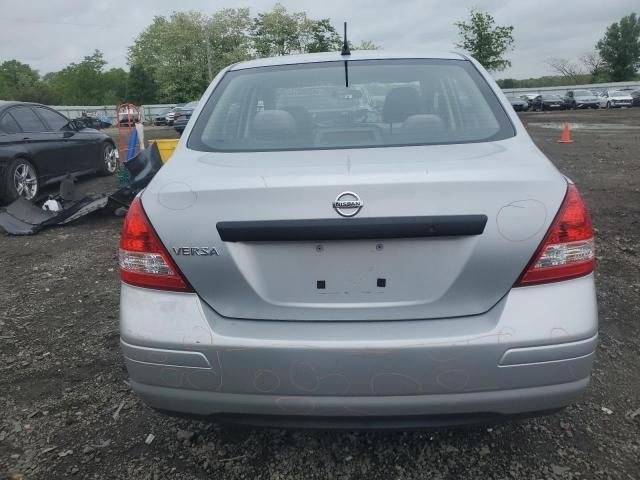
<box><xmin>49</xmin><ymin>104</ymin><xmax>180</xmax><ymax>124</ymax></box>
<box><xmin>502</xmin><ymin>80</ymin><xmax>640</xmax><ymax>97</ymax></box>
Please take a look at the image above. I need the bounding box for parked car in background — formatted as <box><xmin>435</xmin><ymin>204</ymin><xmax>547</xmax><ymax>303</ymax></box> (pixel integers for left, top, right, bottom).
<box><xmin>628</xmin><ymin>90</ymin><xmax>640</xmax><ymax>107</ymax></box>
<box><xmin>118</xmin><ymin>106</ymin><xmax>140</xmax><ymax>125</ymax></box>
<box><xmin>531</xmin><ymin>94</ymin><xmax>567</xmax><ymax>111</ymax></box>
<box><xmin>119</xmin><ymin>52</ymin><xmax>597</xmax><ymax>427</ymax></box>
<box><xmin>164</xmin><ymin>104</ymin><xmax>185</xmax><ymax>126</ymax></box>
<box><xmin>153</xmin><ymin>109</ymin><xmax>171</xmax><ymax>126</ymax></box>
<box><xmin>564</xmin><ymin>90</ymin><xmax>600</xmax><ymax>109</ymax></box>
<box><xmin>506</xmin><ymin>96</ymin><xmax>529</xmax><ymax>112</ymax></box>
<box><xmin>0</xmin><ymin>101</ymin><xmax>117</xmax><ymax>203</ymax></box>
<box><xmin>519</xmin><ymin>93</ymin><xmax>540</xmax><ymax>108</ymax></box>
<box><xmin>173</xmin><ymin>101</ymin><xmax>199</xmax><ymax>134</ymax></box>
<box><xmin>599</xmin><ymin>90</ymin><xmax>633</xmax><ymax>109</ymax></box>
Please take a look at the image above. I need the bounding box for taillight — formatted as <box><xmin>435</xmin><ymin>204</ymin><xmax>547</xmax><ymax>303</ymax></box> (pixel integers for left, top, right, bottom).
<box><xmin>515</xmin><ymin>183</ymin><xmax>594</xmax><ymax>286</ymax></box>
<box><xmin>119</xmin><ymin>197</ymin><xmax>192</xmax><ymax>292</ymax></box>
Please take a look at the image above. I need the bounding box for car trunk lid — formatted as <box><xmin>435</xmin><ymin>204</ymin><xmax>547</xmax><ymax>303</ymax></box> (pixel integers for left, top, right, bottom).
<box><xmin>142</xmin><ymin>139</ymin><xmax>566</xmax><ymax>321</ymax></box>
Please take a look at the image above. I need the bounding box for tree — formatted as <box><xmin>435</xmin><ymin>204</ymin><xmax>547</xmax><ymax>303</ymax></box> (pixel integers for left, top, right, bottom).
<box><xmin>0</xmin><ymin>60</ymin><xmax>53</xmax><ymax>103</ymax></box>
<box><xmin>207</xmin><ymin>8</ymin><xmax>253</xmax><ymax>77</ymax></box>
<box><xmin>126</xmin><ymin>64</ymin><xmax>158</xmax><ymax>104</ymax></box>
<box><xmin>545</xmin><ymin>58</ymin><xmax>584</xmax><ymax>84</ymax></box>
<box><xmin>128</xmin><ymin>10</ymin><xmax>252</xmax><ymax>102</ymax></box>
<box><xmin>350</xmin><ymin>40</ymin><xmax>381</xmax><ymax>51</ymax></box>
<box><xmin>129</xmin><ymin>12</ymin><xmax>211</xmax><ymax>102</ymax></box>
<box><xmin>300</xmin><ymin>18</ymin><xmax>342</xmax><ymax>53</ymax></box>
<box><xmin>580</xmin><ymin>51</ymin><xmax>607</xmax><ymax>83</ymax></box>
<box><xmin>252</xmin><ymin>4</ymin><xmax>304</xmax><ymax>57</ymax></box>
<box><xmin>251</xmin><ymin>4</ymin><xmax>357</xmax><ymax>56</ymax></box>
<box><xmin>454</xmin><ymin>10</ymin><xmax>514</xmax><ymax>72</ymax></box>
<box><xmin>102</xmin><ymin>68</ymin><xmax>128</xmax><ymax>104</ymax></box>
<box><xmin>46</xmin><ymin>50</ymin><xmax>110</xmax><ymax>104</ymax></box>
<box><xmin>596</xmin><ymin>13</ymin><xmax>640</xmax><ymax>81</ymax></box>
<box><xmin>498</xmin><ymin>78</ymin><xmax>517</xmax><ymax>89</ymax></box>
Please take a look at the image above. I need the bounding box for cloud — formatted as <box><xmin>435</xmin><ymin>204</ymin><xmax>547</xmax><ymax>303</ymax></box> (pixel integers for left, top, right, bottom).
<box><xmin>0</xmin><ymin>0</ymin><xmax>636</xmax><ymax>79</ymax></box>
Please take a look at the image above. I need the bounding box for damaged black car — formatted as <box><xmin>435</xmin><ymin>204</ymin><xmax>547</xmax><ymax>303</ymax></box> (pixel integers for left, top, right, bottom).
<box><xmin>0</xmin><ymin>101</ymin><xmax>118</xmax><ymax>204</ymax></box>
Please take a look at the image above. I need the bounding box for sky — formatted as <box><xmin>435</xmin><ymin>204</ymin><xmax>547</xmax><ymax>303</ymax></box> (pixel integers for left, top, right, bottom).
<box><xmin>0</xmin><ymin>0</ymin><xmax>636</xmax><ymax>79</ymax></box>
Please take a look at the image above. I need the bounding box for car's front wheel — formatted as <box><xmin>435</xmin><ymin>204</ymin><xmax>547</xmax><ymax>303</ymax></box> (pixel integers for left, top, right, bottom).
<box><xmin>98</xmin><ymin>142</ymin><xmax>118</xmax><ymax>176</ymax></box>
<box><xmin>1</xmin><ymin>158</ymin><xmax>40</xmax><ymax>204</ymax></box>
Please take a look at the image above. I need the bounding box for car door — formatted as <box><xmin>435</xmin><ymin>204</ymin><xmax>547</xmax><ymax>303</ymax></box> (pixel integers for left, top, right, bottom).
<box><xmin>7</xmin><ymin>105</ymin><xmax>68</xmax><ymax>182</ymax></box>
<box><xmin>0</xmin><ymin>112</ymin><xmax>23</xmax><ymax>165</ymax></box>
<box><xmin>34</xmin><ymin>106</ymin><xmax>101</xmax><ymax>173</ymax></box>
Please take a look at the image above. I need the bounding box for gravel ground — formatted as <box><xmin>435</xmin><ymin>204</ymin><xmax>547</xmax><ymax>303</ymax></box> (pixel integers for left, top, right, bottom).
<box><xmin>1</xmin><ymin>109</ymin><xmax>639</xmax><ymax>479</ymax></box>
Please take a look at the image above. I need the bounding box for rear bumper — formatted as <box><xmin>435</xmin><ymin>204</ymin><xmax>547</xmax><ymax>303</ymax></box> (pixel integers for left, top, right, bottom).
<box><xmin>131</xmin><ymin>378</ymin><xmax>586</xmax><ymax>428</ymax></box>
<box><xmin>120</xmin><ymin>274</ymin><xmax>598</xmax><ymax>424</ymax></box>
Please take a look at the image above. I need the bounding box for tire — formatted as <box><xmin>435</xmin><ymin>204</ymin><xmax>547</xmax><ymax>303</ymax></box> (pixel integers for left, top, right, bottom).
<box><xmin>606</xmin><ymin>102</ymin><xmax>611</xmax><ymax>109</ymax></box>
<box><xmin>98</xmin><ymin>142</ymin><xmax>118</xmax><ymax>176</ymax></box>
<box><xmin>0</xmin><ymin>157</ymin><xmax>40</xmax><ymax>204</ymax></box>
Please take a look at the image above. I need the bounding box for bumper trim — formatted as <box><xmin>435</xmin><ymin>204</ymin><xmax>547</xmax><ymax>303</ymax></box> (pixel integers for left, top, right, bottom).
<box><xmin>498</xmin><ymin>334</ymin><xmax>597</xmax><ymax>366</ymax></box>
<box><xmin>121</xmin><ymin>340</ymin><xmax>211</xmax><ymax>368</ymax></box>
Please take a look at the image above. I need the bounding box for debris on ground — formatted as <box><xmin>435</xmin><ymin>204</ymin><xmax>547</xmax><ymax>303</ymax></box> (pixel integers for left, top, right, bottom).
<box><xmin>0</xmin><ymin>143</ymin><xmax>163</xmax><ymax>235</ymax></box>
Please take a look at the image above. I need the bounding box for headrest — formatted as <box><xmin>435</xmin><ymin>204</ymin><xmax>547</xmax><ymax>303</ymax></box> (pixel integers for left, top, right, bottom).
<box><xmin>400</xmin><ymin>115</ymin><xmax>446</xmax><ymax>142</ymax></box>
<box><xmin>382</xmin><ymin>87</ymin><xmax>421</xmax><ymax>123</ymax></box>
<box><xmin>252</xmin><ymin>110</ymin><xmax>297</xmax><ymax>140</ymax></box>
<box><xmin>401</xmin><ymin>114</ymin><xmax>445</xmax><ymax>132</ymax></box>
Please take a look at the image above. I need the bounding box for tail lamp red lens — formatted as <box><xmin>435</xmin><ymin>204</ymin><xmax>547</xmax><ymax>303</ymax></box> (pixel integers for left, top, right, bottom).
<box><xmin>516</xmin><ymin>183</ymin><xmax>595</xmax><ymax>286</ymax></box>
<box><xmin>119</xmin><ymin>197</ymin><xmax>192</xmax><ymax>292</ymax></box>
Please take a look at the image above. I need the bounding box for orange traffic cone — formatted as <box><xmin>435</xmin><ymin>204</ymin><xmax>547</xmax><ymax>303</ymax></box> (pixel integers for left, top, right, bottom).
<box><xmin>558</xmin><ymin>122</ymin><xmax>573</xmax><ymax>143</ymax></box>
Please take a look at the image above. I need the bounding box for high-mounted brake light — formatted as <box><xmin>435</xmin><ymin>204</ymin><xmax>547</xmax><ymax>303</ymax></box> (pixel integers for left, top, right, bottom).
<box><xmin>119</xmin><ymin>197</ymin><xmax>192</xmax><ymax>292</ymax></box>
<box><xmin>516</xmin><ymin>183</ymin><xmax>594</xmax><ymax>286</ymax></box>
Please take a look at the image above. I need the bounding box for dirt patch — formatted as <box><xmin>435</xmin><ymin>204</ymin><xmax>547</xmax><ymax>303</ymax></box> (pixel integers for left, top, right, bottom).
<box><xmin>1</xmin><ymin>116</ymin><xmax>640</xmax><ymax>479</ymax></box>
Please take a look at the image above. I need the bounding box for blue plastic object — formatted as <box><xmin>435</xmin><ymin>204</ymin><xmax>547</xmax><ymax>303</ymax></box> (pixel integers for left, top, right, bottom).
<box><xmin>127</xmin><ymin>129</ymin><xmax>138</xmax><ymax>161</ymax></box>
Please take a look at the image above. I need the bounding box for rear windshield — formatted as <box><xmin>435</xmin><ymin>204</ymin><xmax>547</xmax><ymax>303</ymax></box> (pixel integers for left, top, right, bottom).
<box><xmin>188</xmin><ymin>59</ymin><xmax>514</xmax><ymax>152</ymax></box>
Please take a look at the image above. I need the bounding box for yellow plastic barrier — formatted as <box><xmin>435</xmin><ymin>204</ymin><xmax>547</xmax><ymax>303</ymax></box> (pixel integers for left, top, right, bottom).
<box><xmin>151</xmin><ymin>139</ymin><xmax>179</xmax><ymax>163</ymax></box>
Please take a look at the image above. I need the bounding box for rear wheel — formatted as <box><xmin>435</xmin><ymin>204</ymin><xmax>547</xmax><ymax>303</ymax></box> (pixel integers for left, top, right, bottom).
<box><xmin>98</xmin><ymin>142</ymin><xmax>118</xmax><ymax>176</ymax></box>
<box><xmin>0</xmin><ymin>158</ymin><xmax>40</xmax><ymax>203</ymax></box>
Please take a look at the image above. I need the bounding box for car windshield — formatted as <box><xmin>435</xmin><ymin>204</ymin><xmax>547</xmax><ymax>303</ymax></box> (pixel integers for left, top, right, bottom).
<box><xmin>574</xmin><ymin>90</ymin><xmax>593</xmax><ymax>96</ymax></box>
<box><xmin>189</xmin><ymin>59</ymin><xmax>514</xmax><ymax>152</ymax></box>
<box><xmin>542</xmin><ymin>95</ymin><xmax>562</xmax><ymax>101</ymax></box>
<box><xmin>609</xmin><ymin>91</ymin><xmax>626</xmax><ymax>96</ymax></box>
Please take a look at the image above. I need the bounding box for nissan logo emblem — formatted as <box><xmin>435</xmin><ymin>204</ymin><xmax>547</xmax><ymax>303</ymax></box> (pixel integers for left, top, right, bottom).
<box><xmin>333</xmin><ymin>191</ymin><xmax>363</xmax><ymax>217</ymax></box>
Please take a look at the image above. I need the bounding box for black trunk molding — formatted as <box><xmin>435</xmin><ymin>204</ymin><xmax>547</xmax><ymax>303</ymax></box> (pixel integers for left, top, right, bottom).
<box><xmin>217</xmin><ymin>215</ymin><xmax>488</xmax><ymax>242</ymax></box>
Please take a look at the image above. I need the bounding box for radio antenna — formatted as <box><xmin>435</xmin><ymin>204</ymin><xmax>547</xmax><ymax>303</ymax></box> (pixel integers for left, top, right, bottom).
<box><xmin>341</xmin><ymin>22</ymin><xmax>351</xmax><ymax>56</ymax></box>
